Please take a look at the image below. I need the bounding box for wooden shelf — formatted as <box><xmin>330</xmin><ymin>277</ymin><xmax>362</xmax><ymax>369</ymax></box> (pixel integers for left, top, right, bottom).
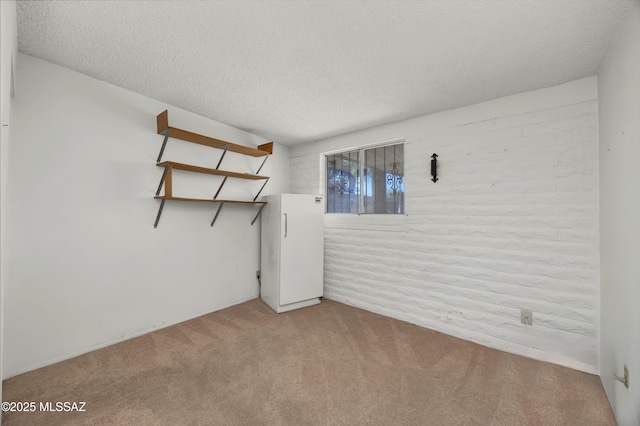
<box><xmin>153</xmin><ymin>110</ymin><xmax>272</xmax><ymax>228</ymax></box>
<box><xmin>157</xmin><ymin>110</ymin><xmax>273</xmax><ymax>158</ymax></box>
<box><xmin>154</xmin><ymin>196</ymin><xmax>266</xmax><ymax>205</ymax></box>
<box><xmin>157</xmin><ymin>161</ymin><xmax>268</xmax><ymax>180</ymax></box>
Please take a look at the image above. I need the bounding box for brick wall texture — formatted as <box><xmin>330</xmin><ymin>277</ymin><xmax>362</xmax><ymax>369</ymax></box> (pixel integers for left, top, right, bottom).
<box><xmin>289</xmin><ymin>99</ymin><xmax>599</xmax><ymax>372</ymax></box>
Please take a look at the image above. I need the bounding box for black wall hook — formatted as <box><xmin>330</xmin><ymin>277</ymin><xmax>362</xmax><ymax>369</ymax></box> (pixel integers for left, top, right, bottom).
<box><xmin>431</xmin><ymin>153</ymin><xmax>438</xmax><ymax>182</ymax></box>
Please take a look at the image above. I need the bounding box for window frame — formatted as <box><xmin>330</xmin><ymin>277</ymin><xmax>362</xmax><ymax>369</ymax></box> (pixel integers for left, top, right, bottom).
<box><xmin>323</xmin><ymin>138</ymin><xmax>405</xmax><ymax>215</ymax></box>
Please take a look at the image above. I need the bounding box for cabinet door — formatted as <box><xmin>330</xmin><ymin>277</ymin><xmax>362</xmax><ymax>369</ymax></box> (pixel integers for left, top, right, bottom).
<box><xmin>280</xmin><ymin>195</ymin><xmax>324</xmax><ymax>305</ymax></box>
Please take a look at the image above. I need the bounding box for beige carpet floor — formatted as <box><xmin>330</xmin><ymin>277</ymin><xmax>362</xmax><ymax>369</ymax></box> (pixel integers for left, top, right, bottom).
<box><xmin>2</xmin><ymin>298</ymin><xmax>615</xmax><ymax>425</ymax></box>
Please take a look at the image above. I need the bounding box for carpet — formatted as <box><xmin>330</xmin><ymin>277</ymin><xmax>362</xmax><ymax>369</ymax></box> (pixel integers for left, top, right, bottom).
<box><xmin>2</xmin><ymin>298</ymin><xmax>615</xmax><ymax>425</ymax></box>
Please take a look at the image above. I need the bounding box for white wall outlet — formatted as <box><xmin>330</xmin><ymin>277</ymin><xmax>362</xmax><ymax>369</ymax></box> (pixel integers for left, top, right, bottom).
<box><xmin>521</xmin><ymin>309</ymin><xmax>533</xmax><ymax>325</ymax></box>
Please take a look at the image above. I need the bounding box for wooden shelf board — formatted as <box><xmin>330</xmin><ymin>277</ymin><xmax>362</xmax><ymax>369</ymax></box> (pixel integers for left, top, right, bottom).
<box><xmin>157</xmin><ymin>110</ymin><xmax>272</xmax><ymax>157</ymax></box>
<box><xmin>155</xmin><ymin>196</ymin><xmax>266</xmax><ymax>205</ymax></box>
<box><xmin>157</xmin><ymin>161</ymin><xmax>268</xmax><ymax>180</ymax></box>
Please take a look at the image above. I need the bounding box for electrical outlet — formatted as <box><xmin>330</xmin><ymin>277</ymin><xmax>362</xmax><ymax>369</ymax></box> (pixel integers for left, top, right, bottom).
<box><xmin>521</xmin><ymin>309</ymin><xmax>533</xmax><ymax>325</ymax></box>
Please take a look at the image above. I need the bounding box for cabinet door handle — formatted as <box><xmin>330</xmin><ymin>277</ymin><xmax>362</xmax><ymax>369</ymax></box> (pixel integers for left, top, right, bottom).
<box><xmin>284</xmin><ymin>213</ymin><xmax>288</xmax><ymax>238</ymax></box>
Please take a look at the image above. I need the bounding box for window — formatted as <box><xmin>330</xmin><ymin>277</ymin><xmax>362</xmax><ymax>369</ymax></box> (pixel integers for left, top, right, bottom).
<box><xmin>326</xmin><ymin>142</ymin><xmax>404</xmax><ymax>214</ymax></box>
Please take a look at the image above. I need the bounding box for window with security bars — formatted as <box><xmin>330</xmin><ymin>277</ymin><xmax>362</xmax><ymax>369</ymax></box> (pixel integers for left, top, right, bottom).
<box><xmin>326</xmin><ymin>143</ymin><xmax>404</xmax><ymax>214</ymax></box>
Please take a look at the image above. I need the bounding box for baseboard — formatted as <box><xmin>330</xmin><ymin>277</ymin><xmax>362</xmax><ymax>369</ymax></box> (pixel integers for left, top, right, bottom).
<box><xmin>4</xmin><ymin>294</ymin><xmax>259</xmax><ymax>379</ymax></box>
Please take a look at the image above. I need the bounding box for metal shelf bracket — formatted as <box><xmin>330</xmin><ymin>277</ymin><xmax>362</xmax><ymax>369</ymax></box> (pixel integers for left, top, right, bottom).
<box><xmin>256</xmin><ymin>155</ymin><xmax>269</xmax><ymax>174</ymax></box>
<box><xmin>215</xmin><ymin>144</ymin><xmax>230</xmax><ymax>170</ymax></box>
<box><xmin>155</xmin><ymin>165</ymin><xmax>169</xmax><ymax>196</ymax></box>
<box><xmin>251</xmin><ymin>203</ymin><xmax>266</xmax><ymax>225</ymax></box>
<box><xmin>157</xmin><ymin>130</ymin><xmax>171</xmax><ymax>163</ymax></box>
<box><xmin>154</xmin><ymin>198</ymin><xmax>166</xmax><ymax>228</ymax></box>
<box><xmin>253</xmin><ymin>178</ymin><xmax>270</xmax><ymax>201</ymax></box>
<box><xmin>213</xmin><ymin>176</ymin><xmax>228</xmax><ymax>200</ymax></box>
<box><xmin>211</xmin><ymin>202</ymin><xmax>225</xmax><ymax>227</ymax></box>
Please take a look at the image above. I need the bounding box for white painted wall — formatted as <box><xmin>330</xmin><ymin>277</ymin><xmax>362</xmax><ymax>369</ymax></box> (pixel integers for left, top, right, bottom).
<box><xmin>290</xmin><ymin>78</ymin><xmax>600</xmax><ymax>373</ymax></box>
<box><xmin>0</xmin><ymin>0</ymin><xmax>17</xmax><ymax>414</ymax></box>
<box><xmin>598</xmin><ymin>1</ymin><xmax>640</xmax><ymax>424</ymax></box>
<box><xmin>4</xmin><ymin>53</ymin><xmax>288</xmax><ymax>377</ymax></box>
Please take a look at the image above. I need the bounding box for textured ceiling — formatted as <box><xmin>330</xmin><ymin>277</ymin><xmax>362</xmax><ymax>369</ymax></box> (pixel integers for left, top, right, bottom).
<box><xmin>17</xmin><ymin>0</ymin><xmax>630</xmax><ymax>145</ymax></box>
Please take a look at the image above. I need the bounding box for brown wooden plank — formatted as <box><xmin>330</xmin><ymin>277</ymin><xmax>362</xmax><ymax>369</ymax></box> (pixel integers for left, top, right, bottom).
<box><xmin>154</xmin><ymin>196</ymin><xmax>267</xmax><ymax>205</ymax></box>
<box><xmin>258</xmin><ymin>142</ymin><xmax>273</xmax><ymax>155</ymax></box>
<box><xmin>167</xmin><ymin>127</ymin><xmax>271</xmax><ymax>157</ymax></box>
<box><xmin>156</xmin><ymin>161</ymin><xmax>268</xmax><ymax>180</ymax></box>
<box><xmin>156</xmin><ymin>110</ymin><xmax>272</xmax><ymax>157</ymax></box>
<box><xmin>157</xmin><ymin>110</ymin><xmax>169</xmax><ymax>134</ymax></box>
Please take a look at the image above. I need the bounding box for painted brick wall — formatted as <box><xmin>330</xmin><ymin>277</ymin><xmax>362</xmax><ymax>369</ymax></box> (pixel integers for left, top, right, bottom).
<box><xmin>289</xmin><ymin>79</ymin><xmax>599</xmax><ymax>373</ymax></box>
<box><xmin>289</xmin><ymin>154</ymin><xmax>320</xmax><ymax>195</ymax></box>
